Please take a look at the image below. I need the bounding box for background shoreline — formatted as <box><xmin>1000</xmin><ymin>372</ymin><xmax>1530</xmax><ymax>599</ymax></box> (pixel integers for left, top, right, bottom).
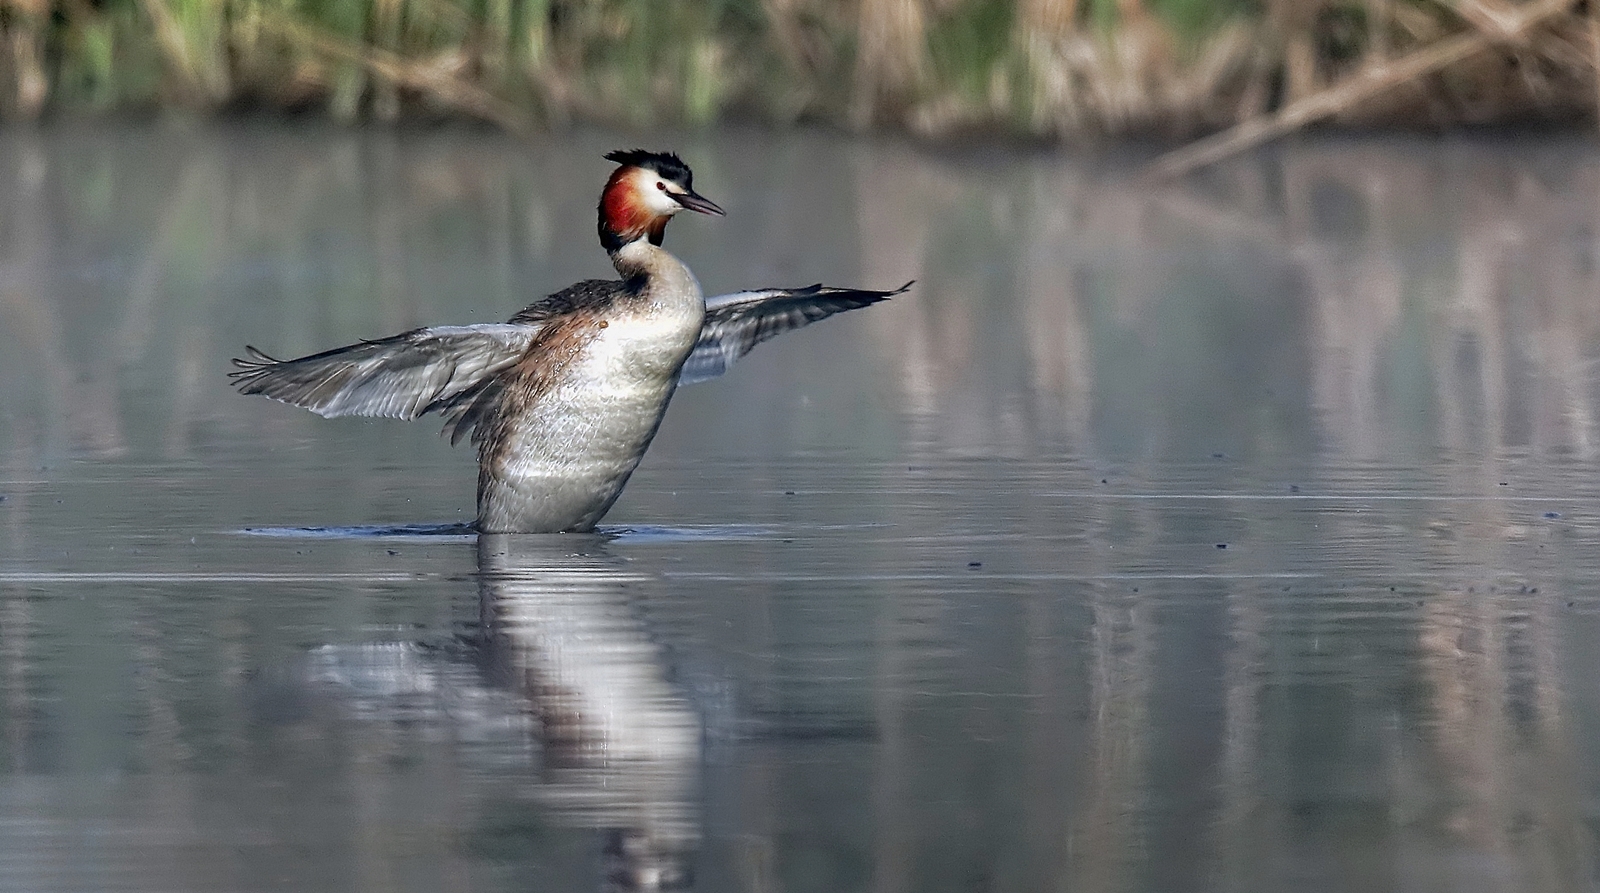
<box><xmin>2</xmin><ymin>0</ymin><xmax>1596</xmax><ymax>155</ymax></box>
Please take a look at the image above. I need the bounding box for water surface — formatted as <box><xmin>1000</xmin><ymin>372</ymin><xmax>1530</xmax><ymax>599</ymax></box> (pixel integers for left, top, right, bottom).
<box><xmin>2</xmin><ymin>125</ymin><xmax>1599</xmax><ymax>891</ymax></box>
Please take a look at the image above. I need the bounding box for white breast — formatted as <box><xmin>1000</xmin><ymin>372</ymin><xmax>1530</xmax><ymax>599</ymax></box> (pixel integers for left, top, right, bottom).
<box><xmin>476</xmin><ymin>258</ymin><xmax>707</xmax><ymax>532</ymax></box>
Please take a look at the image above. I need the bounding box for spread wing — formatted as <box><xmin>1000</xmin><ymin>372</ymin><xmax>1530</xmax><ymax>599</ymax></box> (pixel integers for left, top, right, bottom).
<box><xmin>230</xmin><ymin>324</ymin><xmax>537</xmax><ymax>420</ymax></box>
<box><xmin>679</xmin><ymin>281</ymin><xmax>910</xmax><ymax>386</ymax></box>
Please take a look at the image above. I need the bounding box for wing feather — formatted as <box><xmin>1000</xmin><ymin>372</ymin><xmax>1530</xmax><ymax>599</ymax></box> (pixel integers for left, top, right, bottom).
<box><xmin>230</xmin><ymin>324</ymin><xmax>537</xmax><ymax>420</ymax></box>
<box><xmin>680</xmin><ymin>281</ymin><xmax>909</xmax><ymax>386</ymax></box>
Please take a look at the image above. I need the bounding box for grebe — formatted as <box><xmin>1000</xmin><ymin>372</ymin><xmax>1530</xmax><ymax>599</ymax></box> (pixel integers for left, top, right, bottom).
<box><xmin>232</xmin><ymin>149</ymin><xmax>906</xmax><ymax>533</ymax></box>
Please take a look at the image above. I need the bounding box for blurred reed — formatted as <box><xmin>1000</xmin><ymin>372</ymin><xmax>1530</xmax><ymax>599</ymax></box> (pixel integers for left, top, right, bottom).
<box><xmin>0</xmin><ymin>0</ymin><xmax>1594</xmax><ymax>138</ymax></box>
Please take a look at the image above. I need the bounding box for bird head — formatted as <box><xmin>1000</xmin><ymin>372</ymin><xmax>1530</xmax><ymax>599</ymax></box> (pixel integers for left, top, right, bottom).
<box><xmin>598</xmin><ymin>149</ymin><xmax>724</xmax><ymax>253</ymax></box>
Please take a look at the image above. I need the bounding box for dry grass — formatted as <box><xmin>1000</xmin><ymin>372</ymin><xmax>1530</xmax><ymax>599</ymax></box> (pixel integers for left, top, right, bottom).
<box><xmin>0</xmin><ymin>0</ymin><xmax>1595</xmax><ymax>139</ymax></box>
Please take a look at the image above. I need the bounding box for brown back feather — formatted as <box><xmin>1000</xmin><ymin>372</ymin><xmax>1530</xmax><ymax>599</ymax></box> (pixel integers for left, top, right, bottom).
<box><xmin>508</xmin><ymin>278</ymin><xmax>638</xmax><ymax>326</ymax></box>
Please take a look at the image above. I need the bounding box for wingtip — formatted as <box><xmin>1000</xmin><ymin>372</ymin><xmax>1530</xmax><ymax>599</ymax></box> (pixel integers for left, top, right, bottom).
<box><xmin>860</xmin><ymin>280</ymin><xmax>912</xmax><ymax>301</ymax></box>
<box><xmin>230</xmin><ymin>345</ymin><xmax>279</xmax><ymax>369</ymax></box>
<box><xmin>228</xmin><ymin>347</ymin><xmax>270</xmax><ymax>387</ymax></box>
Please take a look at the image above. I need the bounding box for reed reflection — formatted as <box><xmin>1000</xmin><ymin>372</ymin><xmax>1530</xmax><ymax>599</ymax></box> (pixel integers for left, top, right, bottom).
<box><xmin>5</xmin><ymin>126</ymin><xmax>1598</xmax><ymax>470</ymax></box>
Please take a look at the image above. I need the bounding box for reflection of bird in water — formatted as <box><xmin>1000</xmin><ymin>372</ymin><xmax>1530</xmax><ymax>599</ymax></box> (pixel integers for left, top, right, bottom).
<box><xmin>232</xmin><ymin>149</ymin><xmax>907</xmax><ymax>532</ymax></box>
<box><xmin>479</xmin><ymin>534</ymin><xmax>700</xmax><ymax>891</ymax></box>
<box><xmin>307</xmin><ymin>534</ymin><xmax>701</xmax><ymax>891</ymax></box>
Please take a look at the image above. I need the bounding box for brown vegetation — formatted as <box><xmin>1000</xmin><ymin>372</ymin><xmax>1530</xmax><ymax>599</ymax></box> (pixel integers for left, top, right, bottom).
<box><xmin>1</xmin><ymin>0</ymin><xmax>1597</xmax><ymax>151</ymax></box>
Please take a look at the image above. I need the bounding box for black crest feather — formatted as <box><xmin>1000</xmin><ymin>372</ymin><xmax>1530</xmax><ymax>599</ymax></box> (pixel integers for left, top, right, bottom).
<box><xmin>604</xmin><ymin>149</ymin><xmax>692</xmax><ymax>187</ymax></box>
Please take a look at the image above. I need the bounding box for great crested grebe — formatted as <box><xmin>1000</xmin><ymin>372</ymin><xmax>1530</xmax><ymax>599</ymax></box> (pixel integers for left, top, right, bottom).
<box><xmin>232</xmin><ymin>149</ymin><xmax>906</xmax><ymax>533</ymax></box>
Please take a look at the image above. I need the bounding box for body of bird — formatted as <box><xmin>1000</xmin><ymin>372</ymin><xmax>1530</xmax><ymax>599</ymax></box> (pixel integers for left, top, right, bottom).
<box><xmin>472</xmin><ymin>242</ymin><xmax>704</xmax><ymax>532</ymax></box>
<box><xmin>233</xmin><ymin>150</ymin><xmax>907</xmax><ymax>533</ymax></box>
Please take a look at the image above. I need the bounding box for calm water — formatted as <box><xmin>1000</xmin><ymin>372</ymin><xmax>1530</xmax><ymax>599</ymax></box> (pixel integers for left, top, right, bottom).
<box><xmin>3</xmin><ymin>124</ymin><xmax>1600</xmax><ymax>892</ymax></box>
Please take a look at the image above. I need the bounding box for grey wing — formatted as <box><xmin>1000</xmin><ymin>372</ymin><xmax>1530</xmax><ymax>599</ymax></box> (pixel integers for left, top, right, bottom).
<box><xmin>679</xmin><ymin>281</ymin><xmax>910</xmax><ymax>386</ymax></box>
<box><xmin>230</xmin><ymin>324</ymin><xmax>537</xmax><ymax>419</ymax></box>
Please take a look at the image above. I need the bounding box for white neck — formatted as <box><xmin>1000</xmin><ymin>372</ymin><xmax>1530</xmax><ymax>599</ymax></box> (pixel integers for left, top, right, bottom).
<box><xmin>610</xmin><ymin>239</ymin><xmax>704</xmax><ymax>310</ymax></box>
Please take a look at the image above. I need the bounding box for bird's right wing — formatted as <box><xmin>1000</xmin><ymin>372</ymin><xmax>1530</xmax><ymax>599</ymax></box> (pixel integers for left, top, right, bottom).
<box><xmin>230</xmin><ymin>324</ymin><xmax>537</xmax><ymax>420</ymax></box>
<box><xmin>679</xmin><ymin>282</ymin><xmax>910</xmax><ymax>385</ymax></box>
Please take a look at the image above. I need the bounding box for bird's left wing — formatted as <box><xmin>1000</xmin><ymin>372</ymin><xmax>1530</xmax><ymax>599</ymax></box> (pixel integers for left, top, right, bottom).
<box><xmin>230</xmin><ymin>324</ymin><xmax>537</xmax><ymax>420</ymax></box>
<box><xmin>679</xmin><ymin>282</ymin><xmax>910</xmax><ymax>386</ymax></box>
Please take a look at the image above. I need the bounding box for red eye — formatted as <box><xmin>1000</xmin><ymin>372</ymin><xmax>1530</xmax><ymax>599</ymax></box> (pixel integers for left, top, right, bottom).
<box><xmin>656</xmin><ymin>182</ymin><xmax>667</xmax><ymax>191</ymax></box>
